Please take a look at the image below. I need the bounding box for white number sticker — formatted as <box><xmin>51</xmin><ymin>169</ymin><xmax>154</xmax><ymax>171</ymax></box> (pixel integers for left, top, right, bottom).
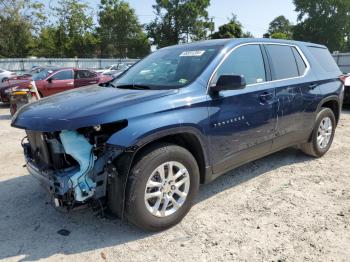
<box><xmin>180</xmin><ymin>50</ymin><xmax>205</xmax><ymax>57</ymax></box>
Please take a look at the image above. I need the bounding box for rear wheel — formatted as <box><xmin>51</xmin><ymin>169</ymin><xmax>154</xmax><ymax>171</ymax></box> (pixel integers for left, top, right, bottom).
<box><xmin>125</xmin><ymin>144</ymin><xmax>199</xmax><ymax>231</ymax></box>
<box><xmin>300</xmin><ymin>108</ymin><xmax>336</xmax><ymax>157</ymax></box>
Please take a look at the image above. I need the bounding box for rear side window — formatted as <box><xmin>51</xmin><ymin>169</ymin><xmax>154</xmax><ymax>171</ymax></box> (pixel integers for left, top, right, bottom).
<box><xmin>265</xmin><ymin>45</ymin><xmax>299</xmax><ymax>80</ymax></box>
<box><xmin>213</xmin><ymin>44</ymin><xmax>266</xmax><ymax>85</ymax></box>
<box><xmin>292</xmin><ymin>47</ymin><xmax>307</xmax><ymax>76</ymax></box>
<box><xmin>52</xmin><ymin>70</ymin><xmax>73</xmax><ymax>80</ymax></box>
<box><xmin>308</xmin><ymin>46</ymin><xmax>340</xmax><ymax>73</ymax></box>
<box><xmin>76</xmin><ymin>70</ymin><xmax>96</xmax><ymax>79</ymax></box>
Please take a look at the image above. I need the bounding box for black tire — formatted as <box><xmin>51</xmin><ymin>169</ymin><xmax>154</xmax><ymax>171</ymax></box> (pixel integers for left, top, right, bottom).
<box><xmin>125</xmin><ymin>143</ymin><xmax>200</xmax><ymax>231</ymax></box>
<box><xmin>300</xmin><ymin>107</ymin><xmax>336</xmax><ymax>157</ymax></box>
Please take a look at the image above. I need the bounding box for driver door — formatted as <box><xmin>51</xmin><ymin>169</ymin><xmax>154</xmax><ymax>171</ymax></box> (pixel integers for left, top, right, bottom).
<box><xmin>45</xmin><ymin>69</ymin><xmax>74</xmax><ymax>96</ymax></box>
<box><xmin>206</xmin><ymin>44</ymin><xmax>278</xmax><ymax>175</ymax></box>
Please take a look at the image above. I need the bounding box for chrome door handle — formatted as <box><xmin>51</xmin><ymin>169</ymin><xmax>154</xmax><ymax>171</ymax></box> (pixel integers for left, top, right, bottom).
<box><xmin>67</xmin><ymin>82</ymin><xmax>74</xmax><ymax>86</ymax></box>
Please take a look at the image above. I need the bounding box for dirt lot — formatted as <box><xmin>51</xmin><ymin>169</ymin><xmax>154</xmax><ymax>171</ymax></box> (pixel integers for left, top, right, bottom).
<box><xmin>0</xmin><ymin>103</ymin><xmax>350</xmax><ymax>262</ymax></box>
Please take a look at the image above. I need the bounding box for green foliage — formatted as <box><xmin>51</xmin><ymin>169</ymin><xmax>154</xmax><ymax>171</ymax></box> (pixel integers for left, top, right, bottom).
<box><xmin>147</xmin><ymin>0</ymin><xmax>214</xmax><ymax>48</ymax></box>
<box><xmin>267</xmin><ymin>15</ymin><xmax>293</xmax><ymax>39</ymax></box>
<box><xmin>0</xmin><ymin>0</ymin><xmax>46</xmax><ymax>57</ymax></box>
<box><xmin>52</xmin><ymin>0</ymin><xmax>98</xmax><ymax>57</ymax></box>
<box><xmin>270</xmin><ymin>32</ymin><xmax>290</xmax><ymax>40</ymax></box>
<box><xmin>210</xmin><ymin>15</ymin><xmax>253</xmax><ymax>39</ymax></box>
<box><xmin>293</xmin><ymin>0</ymin><xmax>350</xmax><ymax>51</ymax></box>
<box><xmin>242</xmin><ymin>31</ymin><xmax>254</xmax><ymax>38</ymax></box>
<box><xmin>97</xmin><ymin>0</ymin><xmax>150</xmax><ymax>58</ymax></box>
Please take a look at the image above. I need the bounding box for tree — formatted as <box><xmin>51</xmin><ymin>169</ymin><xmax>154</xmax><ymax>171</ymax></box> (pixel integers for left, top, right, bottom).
<box><xmin>267</xmin><ymin>15</ymin><xmax>293</xmax><ymax>39</ymax></box>
<box><xmin>51</xmin><ymin>0</ymin><xmax>98</xmax><ymax>57</ymax></box>
<box><xmin>270</xmin><ymin>32</ymin><xmax>290</xmax><ymax>40</ymax></box>
<box><xmin>293</xmin><ymin>0</ymin><xmax>350</xmax><ymax>52</ymax></box>
<box><xmin>147</xmin><ymin>0</ymin><xmax>214</xmax><ymax>48</ymax></box>
<box><xmin>211</xmin><ymin>16</ymin><xmax>242</xmax><ymax>39</ymax></box>
<box><xmin>242</xmin><ymin>31</ymin><xmax>254</xmax><ymax>38</ymax></box>
<box><xmin>97</xmin><ymin>0</ymin><xmax>150</xmax><ymax>58</ymax></box>
<box><xmin>211</xmin><ymin>15</ymin><xmax>253</xmax><ymax>39</ymax></box>
<box><xmin>0</xmin><ymin>0</ymin><xmax>46</xmax><ymax>57</ymax></box>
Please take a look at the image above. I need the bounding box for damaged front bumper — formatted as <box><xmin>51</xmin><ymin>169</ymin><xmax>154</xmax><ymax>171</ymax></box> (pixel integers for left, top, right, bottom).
<box><xmin>23</xmin><ymin>130</ymin><xmax>123</xmax><ymax>208</ymax></box>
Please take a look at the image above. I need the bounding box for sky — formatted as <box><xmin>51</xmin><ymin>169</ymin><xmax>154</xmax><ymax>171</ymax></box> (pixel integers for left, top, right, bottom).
<box><xmin>45</xmin><ymin>0</ymin><xmax>299</xmax><ymax>37</ymax></box>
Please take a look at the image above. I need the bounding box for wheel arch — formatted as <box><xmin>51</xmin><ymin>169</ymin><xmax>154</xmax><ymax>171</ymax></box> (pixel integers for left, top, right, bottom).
<box><xmin>131</xmin><ymin>131</ymin><xmax>209</xmax><ymax>184</ymax></box>
<box><xmin>317</xmin><ymin>95</ymin><xmax>341</xmax><ymax>125</ymax></box>
<box><xmin>107</xmin><ymin>127</ymin><xmax>211</xmax><ymax>219</ymax></box>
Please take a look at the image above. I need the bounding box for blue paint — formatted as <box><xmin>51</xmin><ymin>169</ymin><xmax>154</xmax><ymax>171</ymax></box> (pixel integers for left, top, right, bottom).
<box><xmin>12</xmin><ymin>38</ymin><xmax>343</xmax><ymax>186</ymax></box>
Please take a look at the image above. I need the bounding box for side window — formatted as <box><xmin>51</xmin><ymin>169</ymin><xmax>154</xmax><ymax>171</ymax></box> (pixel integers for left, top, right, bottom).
<box><xmin>213</xmin><ymin>45</ymin><xmax>266</xmax><ymax>85</ymax></box>
<box><xmin>52</xmin><ymin>70</ymin><xmax>73</xmax><ymax>80</ymax></box>
<box><xmin>308</xmin><ymin>46</ymin><xmax>340</xmax><ymax>73</ymax></box>
<box><xmin>76</xmin><ymin>70</ymin><xmax>96</xmax><ymax>79</ymax></box>
<box><xmin>265</xmin><ymin>45</ymin><xmax>299</xmax><ymax>80</ymax></box>
<box><xmin>292</xmin><ymin>47</ymin><xmax>307</xmax><ymax>76</ymax></box>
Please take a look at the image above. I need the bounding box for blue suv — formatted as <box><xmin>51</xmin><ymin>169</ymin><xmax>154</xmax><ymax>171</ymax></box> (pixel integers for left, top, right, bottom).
<box><xmin>12</xmin><ymin>39</ymin><xmax>344</xmax><ymax>231</ymax></box>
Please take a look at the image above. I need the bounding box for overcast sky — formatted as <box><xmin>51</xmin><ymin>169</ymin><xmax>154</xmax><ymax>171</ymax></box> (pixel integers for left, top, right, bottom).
<box><xmin>44</xmin><ymin>0</ymin><xmax>298</xmax><ymax>37</ymax></box>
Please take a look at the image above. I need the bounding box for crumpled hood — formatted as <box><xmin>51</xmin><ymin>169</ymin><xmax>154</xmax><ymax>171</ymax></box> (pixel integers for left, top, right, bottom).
<box><xmin>12</xmin><ymin>85</ymin><xmax>177</xmax><ymax>131</ymax></box>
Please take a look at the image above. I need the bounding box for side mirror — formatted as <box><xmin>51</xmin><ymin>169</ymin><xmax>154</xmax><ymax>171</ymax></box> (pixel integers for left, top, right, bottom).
<box><xmin>210</xmin><ymin>75</ymin><xmax>246</xmax><ymax>93</ymax></box>
<box><xmin>47</xmin><ymin>78</ymin><xmax>53</xmax><ymax>83</ymax></box>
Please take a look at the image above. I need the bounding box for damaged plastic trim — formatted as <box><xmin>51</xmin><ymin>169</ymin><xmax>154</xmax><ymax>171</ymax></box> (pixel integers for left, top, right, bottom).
<box><xmin>59</xmin><ymin>130</ymin><xmax>96</xmax><ymax>202</ymax></box>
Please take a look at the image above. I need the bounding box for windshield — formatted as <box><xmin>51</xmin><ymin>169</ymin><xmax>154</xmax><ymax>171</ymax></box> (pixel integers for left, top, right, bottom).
<box><xmin>112</xmin><ymin>45</ymin><xmax>222</xmax><ymax>90</ymax></box>
<box><xmin>32</xmin><ymin>69</ymin><xmax>55</xmax><ymax>81</ymax></box>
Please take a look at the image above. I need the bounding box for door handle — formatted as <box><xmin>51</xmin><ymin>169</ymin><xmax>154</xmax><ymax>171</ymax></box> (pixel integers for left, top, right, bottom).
<box><xmin>67</xmin><ymin>82</ymin><xmax>74</xmax><ymax>86</ymax></box>
<box><xmin>259</xmin><ymin>92</ymin><xmax>273</xmax><ymax>102</ymax></box>
<box><xmin>309</xmin><ymin>83</ymin><xmax>318</xmax><ymax>90</ymax></box>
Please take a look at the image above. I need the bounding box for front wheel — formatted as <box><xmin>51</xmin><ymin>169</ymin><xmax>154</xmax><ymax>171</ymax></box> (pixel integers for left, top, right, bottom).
<box><xmin>125</xmin><ymin>144</ymin><xmax>200</xmax><ymax>231</ymax></box>
<box><xmin>300</xmin><ymin>107</ymin><xmax>336</xmax><ymax>157</ymax></box>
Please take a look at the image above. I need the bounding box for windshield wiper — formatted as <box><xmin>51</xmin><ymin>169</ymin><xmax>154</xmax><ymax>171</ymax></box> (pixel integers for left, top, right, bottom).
<box><xmin>117</xmin><ymin>84</ymin><xmax>151</xmax><ymax>90</ymax></box>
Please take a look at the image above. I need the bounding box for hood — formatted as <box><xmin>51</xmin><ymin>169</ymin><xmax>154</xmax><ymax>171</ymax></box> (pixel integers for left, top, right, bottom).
<box><xmin>12</xmin><ymin>85</ymin><xmax>177</xmax><ymax>132</ymax></box>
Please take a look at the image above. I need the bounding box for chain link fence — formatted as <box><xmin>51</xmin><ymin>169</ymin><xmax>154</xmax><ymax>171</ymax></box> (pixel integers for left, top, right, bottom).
<box><xmin>333</xmin><ymin>53</ymin><xmax>350</xmax><ymax>73</ymax></box>
<box><xmin>0</xmin><ymin>58</ymin><xmax>140</xmax><ymax>72</ymax></box>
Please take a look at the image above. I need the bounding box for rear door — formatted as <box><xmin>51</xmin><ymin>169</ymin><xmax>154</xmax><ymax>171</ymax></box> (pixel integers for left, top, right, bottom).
<box><xmin>207</xmin><ymin>44</ymin><xmax>278</xmax><ymax>175</ymax></box>
<box><xmin>75</xmin><ymin>70</ymin><xmax>99</xmax><ymax>88</ymax></box>
<box><xmin>45</xmin><ymin>69</ymin><xmax>74</xmax><ymax>96</ymax></box>
<box><xmin>264</xmin><ymin>44</ymin><xmax>318</xmax><ymax>149</ymax></box>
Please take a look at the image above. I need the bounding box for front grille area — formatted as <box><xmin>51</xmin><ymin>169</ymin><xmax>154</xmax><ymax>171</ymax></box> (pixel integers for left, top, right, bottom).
<box><xmin>26</xmin><ymin>131</ymin><xmax>52</xmax><ymax>169</ymax></box>
<box><xmin>25</xmin><ymin>131</ymin><xmax>78</xmax><ymax>170</ymax></box>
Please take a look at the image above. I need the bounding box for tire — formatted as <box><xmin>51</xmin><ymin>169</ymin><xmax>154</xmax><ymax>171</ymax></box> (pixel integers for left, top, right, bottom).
<box><xmin>125</xmin><ymin>143</ymin><xmax>200</xmax><ymax>231</ymax></box>
<box><xmin>300</xmin><ymin>107</ymin><xmax>336</xmax><ymax>157</ymax></box>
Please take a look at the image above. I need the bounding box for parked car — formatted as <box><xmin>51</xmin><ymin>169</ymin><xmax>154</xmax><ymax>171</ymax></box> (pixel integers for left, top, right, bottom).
<box><xmin>9</xmin><ymin>86</ymin><xmax>39</xmax><ymax>116</ymax></box>
<box><xmin>12</xmin><ymin>39</ymin><xmax>344</xmax><ymax>231</ymax></box>
<box><xmin>6</xmin><ymin>66</ymin><xmax>53</xmax><ymax>82</ymax></box>
<box><xmin>0</xmin><ymin>68</ymin><xmax>113</xmax><ymax>103</ymax></box>
<box><xmin>97</xmin><ymin>63</ymin><xmax>130</xmax><ymax>74</ymax></box>
<box><xmin>0</xmin><ymin>69</ymin><xmax>17</xmax><ymax>82</ymax></box>
<box><xmin>343</xmin><ymin>73</ymin><xmax>350</xmax><ymax>106</ymax></box>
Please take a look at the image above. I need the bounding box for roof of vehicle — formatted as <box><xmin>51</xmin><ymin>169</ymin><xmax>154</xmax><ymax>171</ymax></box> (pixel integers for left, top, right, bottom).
<box><xmin>163</xmin><ymin>38</ymin><xmax>327</xmax><ymax>50</ymax></box>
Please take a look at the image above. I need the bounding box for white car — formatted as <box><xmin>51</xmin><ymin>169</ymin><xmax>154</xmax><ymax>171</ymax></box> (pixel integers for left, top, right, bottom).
<box><xmin>96</xmin><ymin>63</ymin><xmax>130</xmax><ymax>74</ymax></box>
<box><xmin>0</xmin><ymin>69</ymin><xmax>16</xmax><ymax>82</ymax></box>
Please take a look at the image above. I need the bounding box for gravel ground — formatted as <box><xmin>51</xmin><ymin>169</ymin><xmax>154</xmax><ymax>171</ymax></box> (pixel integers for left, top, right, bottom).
<box><xmin>0</xmin><ymin>103</ymin><xmax>350</xmax><ymax>262</ymax></box>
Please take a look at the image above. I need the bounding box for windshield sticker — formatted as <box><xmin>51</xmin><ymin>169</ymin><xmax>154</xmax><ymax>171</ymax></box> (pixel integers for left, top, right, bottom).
<box><xmin>180</xmin><ymin>50</ymin><xmax>205</xmax><ymax>57</ymax></box>
<box><xmin>178</xmin><ymin>79</ymin><xmax>188</xmax><ymax>84</ymax></box>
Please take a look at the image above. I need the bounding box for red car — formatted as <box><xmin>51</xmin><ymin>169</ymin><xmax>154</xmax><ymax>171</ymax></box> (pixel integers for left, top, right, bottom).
<box><xmin>0</xmin><ymin>68</ymin><xmax>112</xmax><ymax>102</ymax></box>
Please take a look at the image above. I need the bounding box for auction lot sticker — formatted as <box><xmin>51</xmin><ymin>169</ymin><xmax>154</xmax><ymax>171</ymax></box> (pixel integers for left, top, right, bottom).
<box><xmin>180</xmin><ymin>50</ymin><xmax>205</xmax><ymax>57</ymax></box>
